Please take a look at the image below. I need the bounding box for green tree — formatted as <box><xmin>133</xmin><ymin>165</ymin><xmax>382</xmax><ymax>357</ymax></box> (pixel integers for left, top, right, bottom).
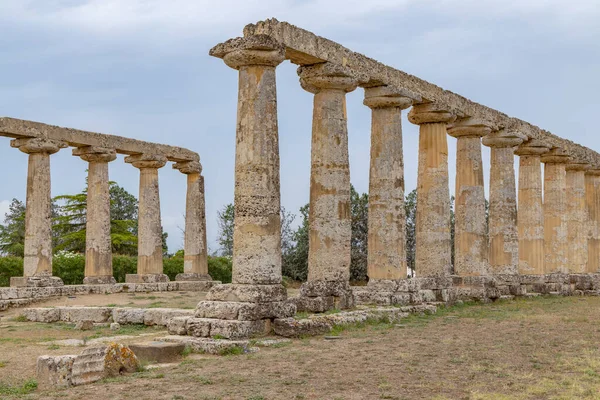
<box><xmin>405</xmin><ymin>189</ymin><xmax>417</xmax><ymax>276</ymax></box>
<box><xmin>0</xmin><ymin>199</ymin><xmax>26</xmax><ymax>257</ymax></box>
<box><xmin>350</xmin><ymin>185</ymin><xmax>368</xmax><ymax>282</ymax></box>
<box><xmin>217</xmin><ymin>203</ymin><xmax>234</xmax><ymax>257</ymax></box>
<box><xmin>282</xmin><ymin>204</ymin><xmax>309</xmax><ymax>281</ymax></box>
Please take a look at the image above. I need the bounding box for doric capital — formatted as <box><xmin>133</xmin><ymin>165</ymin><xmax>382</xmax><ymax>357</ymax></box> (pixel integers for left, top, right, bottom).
<box><xmin>209</xmin><ymin>35</ymin><xmax>286</xmax><ymax>70</ymax></box>
<box><xmin>363</xmin><ymin>85</ymin><xmax>416</xmax><ymax>110</ymax></box>
<box><xmin>125</xmin><ymin>153</ymin><xmax>168</xmax><ymax>169</ymax></box>
<box><xmin>11</xmin><ymin>137</ymin><xmax>67</xmax><ymax>155</ymax></box>
<box><xmin>565</xmin><ymin>161</ymin><xmax>590</xmax><ymax>172</ymax></box>
<box><xmin>447</xmin><ymin>117</ymin><xmax>493</xmax><ymax>138</ymax></box>
<box><xmin>540</xmin><ymin>147</ymin><xmax>571</xmax><ymax>164</ymax></box>
<box><xmin>482</xmin><ymin>129</ymin><xmax>526</xmax><ymax>148</ymax></box>
<box><xmin>585</xmin><ymin>168</ymin><xmax>600</xmax><ymax>176</ymax></box>
<box><xmin>407</xmin><ymin>102</ymin><xmax>456</xmax><ymax>125</ymax></box>
<box><xmin>72</xmin><ymin>146</ymin><xmax>117</xmax><ymax>163</ymax></box>
<box><xmin>298</xmin><ymin>62</ymin><xmax>368</xmax><ymax>94</ymax></box>
<box><xmin>514</xmin><ymin>139</ymin><xmax>551</xmax><ymax>156</ymax></box>
<box><xmin>173</xmin><ymin>161</ymin><xmax>202</xmax><ymax>175</ymax></box>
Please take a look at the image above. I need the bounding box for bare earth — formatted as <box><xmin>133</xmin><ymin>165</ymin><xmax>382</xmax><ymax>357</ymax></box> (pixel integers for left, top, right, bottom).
<box><xmin>2</xmin><ymin>296</ymin><xmax>600</xmax><ymax>399</ymax></box>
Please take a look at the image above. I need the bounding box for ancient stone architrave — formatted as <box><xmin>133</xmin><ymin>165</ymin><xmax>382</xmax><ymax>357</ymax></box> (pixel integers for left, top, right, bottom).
<box><xmin>407</xmin><ymin>103</ymin><xmax>456</xmax><ymax>277</ymax></box>
<box><xmin>73</xmin><ymin>146</ymin><xmax>118</xmax><ymax>285</ymax></box>
<box><xmin>297</xmin><ymin>61</ymin><xmax>367</xmax><ymax>309</ymax></box>
<box><xmin>125</xmin><ymin>153</ymin><xmax>169</xmax><ymax>283</ymax></box>
<box><xmin>482</xmin><ymin>130</ymin><xmax>525</xmax><ymax>275</ymax></box>
<box><xmin>10</xmin><ymin>138</ymin><xmax>67</xmax><ymax>287</ymax></box>
<box><xmin>364</xmin><ymin>85</ymin><xmax>416</xmax><ymax>281</ymax></box>
<box><xmin>585</xmin><ymin>169</ymin><xmax>600</xmax><ymax>273</ymax></box>
<box><xmin>173</xmin><ymin>161</ymin><xmax>211</xmax><ymax>281</ymax></box>
<box><xmin>447</xmin><ymin>118</ymin><xmax>491</xmax><ymax>276</ymax></box>
<box><xmin>541</xmin><ymin>148</ymin><xmax>571</xmax><ymax>274</ymax></box>
<box><xmin>566</xmin><ymin>162</ymin><xmax>590</xmax><ymax>273</ymax></box>
<box><xmin>514</xmin><ymin>140</ymin><xmax>550</xmax><ymax>275</ymax></box>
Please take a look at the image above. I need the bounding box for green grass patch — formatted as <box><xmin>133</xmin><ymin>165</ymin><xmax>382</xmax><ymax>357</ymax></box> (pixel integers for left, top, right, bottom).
<box><xmin>11</xmin><ymin>315</ymin><xmax>28</xmax><ymax>322</ymax></box>
<box><xmin>47</xmin><ymin>344</ymin><xmax>60</xmax><ymax>350</ymax></box>
<box><xmin>0</xmin><ymin>379</ymin><xmax>38</xmax><ymax>396</ymax></box>
<box><xmin>219</xmin><ymin>346</ymin><xmax>245</xmax><ymax>356</ymax></box>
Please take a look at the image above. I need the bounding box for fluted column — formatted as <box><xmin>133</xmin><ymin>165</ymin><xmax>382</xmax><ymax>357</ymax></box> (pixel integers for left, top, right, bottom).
<box><xmin>585</xmin><ymin>169</ymin><xmax>600</xmax><ymax>273</ymax></box>
<box><xmin>173</xmin><ymin>161</ymin><xmax>211</xmax><ymax>281</ymax></box>
<box><xmin>73</xmin><ymin>146</ymin><xmax>117</xmax><ymax>285</ymax></box>
<box><xmin>364</xmin><ymin>86</ymin><xmax>413</xmax><ymax>281</ymax></box>
<box><xmin>10</xmin><ymin>138</ymin><xmax>67</xmax><ymax>287</ymax></box>
<box><xmin>125</xmin><ymin>154</ymin><xmax>168</xmax><ymax>283</ymax></box>
<box><xmin>541</xmin><ymin>148</ymin><xmax>571</xmax><ymax>274</ymax></box>
<box><xmin>566</xmin><ymin>162</ymin><xmax>590</xmax><ymax>273</ymax></box>
<box><xmin>482</xmin><ymin>130</ymin><xmax>524</xmax><ymax>275</ymax></box>
<box><xmin>297</xmin><ymin>62</ymin><xmax>366</xmax><ymax>308</ymax></box>
<box><xmin>447</xmin><ymin>118</ymin><xmax>491</xmax><ymax>276</ymax></box>
<box><xmin>408</xmin><ymin>103</ymin><xmax>456</xmax><ymax>277</ymax></box>
<box><xmin>210</xmin><ymin>35</ymin><xmax>286</xmax><ymax>287</ymax></box>
<box><xmin>515</xmin><ymin>140</ymin><xmax>549</xmax><ymax>275</ymax></box>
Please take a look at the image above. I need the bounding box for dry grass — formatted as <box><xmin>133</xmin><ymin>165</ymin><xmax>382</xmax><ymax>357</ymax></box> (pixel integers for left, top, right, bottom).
<box><xmin>2</xmin><ymin>296</ymin><xmax>600</xmax><ymax>399</ymax></box>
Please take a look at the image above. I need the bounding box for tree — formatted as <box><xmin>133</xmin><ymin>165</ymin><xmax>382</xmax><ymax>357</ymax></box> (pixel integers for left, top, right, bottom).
<box><xmin>450</xmin><ymin>195</ymin><xmax>455</xmax><ymax>271</ymax></box>
<box><xmin>0</xmin><ymin>199</ymin><xmax>26</xmax><ymax>257</ymax></box>
<box><xmin>109</xmin><ymin>182</ymin><xmax>139</xmax><ymax>255</ymax></box>
<box><xmin>217</xmin><ymin>203</ymin><xmax>234</xmax><ymax>257</ymax></box>
<box><xmin>350</xmin><ymin>185</ymin><xmax>369</xmax><ymax>281</ymax></box>
<box><xmin>405</xmin><ymin>189</ymin><xmax>417</xmax><ymax>277</ymax></box>
<box><xmin>282</xmin><ymin>204</ymin><xmax>309</xmax><ymax>281</ymax></box>
<box><xmin>280</xmin><ymin>206</ymin><xmax>296</xmax><ymax>259</ymax></box>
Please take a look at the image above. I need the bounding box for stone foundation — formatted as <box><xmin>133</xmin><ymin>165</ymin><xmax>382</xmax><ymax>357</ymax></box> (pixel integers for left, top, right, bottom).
<box><xmin>125</xmin><ymin>273</ymin><xmax>170</xmax><ymax>283</ymax></box>
<box><xmin>10</xmin><ymin>273</ymin><xmax>64</xmax><ymax>288</ymax></box>
<box><xmin>294</xmin><ymin>280</ymin><xmax>355</xmax><ymax>312</ymax></box>
<box><xmin>82</xmin><ymin>275</ymin><xmax>117</xmax><ymax>285</ymax></box>
<box><xmin>175</xmin><ymin>273</ymin><xmax>212</xmax><ymax>281</ymax></box>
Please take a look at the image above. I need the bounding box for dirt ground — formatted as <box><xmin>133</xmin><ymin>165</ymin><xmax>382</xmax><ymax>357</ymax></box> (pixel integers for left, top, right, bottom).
<box><xmin>2</xmin><ymin>295</ymin><xmax>600</xmax><ymax>399</ymax></box>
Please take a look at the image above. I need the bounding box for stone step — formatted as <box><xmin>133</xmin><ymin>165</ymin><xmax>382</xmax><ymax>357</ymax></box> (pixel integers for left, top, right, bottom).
<box><xmin>195</xmin><ymin>300</ymin><xmax>295</xmax><ymax>320</ymax></box>
<box><xmin>169</xmin><ymin>317</ymin><xmax>270</xmax><ymax>340</ymax></box>
<box><xmin>128</xmin><ymin>342</ymin><xmax>186</xmax><ymax>364</ymax></box>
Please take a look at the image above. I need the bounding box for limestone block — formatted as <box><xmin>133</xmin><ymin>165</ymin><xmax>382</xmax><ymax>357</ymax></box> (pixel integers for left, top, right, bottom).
<box><xmin>390</xmin><ymin>293</ymin><xmax>411</xmax><ymax>306</ymax></box>
<box><xmin>366</xmin><ymin>279</ymin><xmax>399</xmax><ymax>292</ymax></box>
<box><xmin>186</xmin><ymin>318</ymin><xmax>211</xmax><ymax>337</ymax></box>
<box><xmin>273</xmin><ymin>318</ymin><xmax>332</xmax><ymax>338</ymax></box>
<box><xmin>300</xmin><ymin>280</ymin><xmax>352</xmax><ymax>297</ymax></box>
<box><xmin>175</xmin><ymin>273</ymin><xmax>212</xmax><ymax>282</ymax></box>
<box><xmin>455</xmin><ymin>287</ymin><xmax>487</xmax><ymax>302</ymax></box>
<box><xmin>409</xmin><ymin>292</ymin><xmax>423</xmax><ymax>304</ymax></box>
<box><xmin>75</xmin><ymin>320</ymin><xmax>94</xmax><ymax>331</ymax></box>
<box><xmin>60</xmin><ymin>307</ymin><xmax>113</xmax><ymax>323</ymax></box>
<box><xmin>292</xmin><ymin>296</ymin><xmax>334</xmax><ymax>313</ymax></box>
<box><xmin>195</xmin><ymin>301</ymin><xmax>243</xmax><ymax>320</ymax></box>
<box><xmin>70</xmin><ymin>344</ymin><xmax>139</xmax><ymax>386</ymax></box>
<box><xmin>22</xmin><ymin>308</ymin><xmax>60</xmax><ymax>323</ymax></box>
<box><xmin>160</xmin><ymin>335</ymin><xmax>249</xmax><ymax>355</ymax></box>
<box><xmin>37</xmin><ymin>355</ymin><xmax>76</xmax><ymax>388</ymax></box>
<box><xmin>112</xmin><ymin>308</ymin><xmax>145</xmax><ymax>325</ymax></box>
<box><xmin>352</xmin><ymin>289</ymin><xmax>392</xmax><ymax>306</ymax></box>
<box><xmin>167</xmin><ymin>316</ymin><xmax>190</xmax><ymax>335</ymax></box>
<box><xmin>210</xmin><ymin>319</ymin><xmax>269</xmax><ymax>340</ymax></box>
<box><xmin>128</xmin><ymin>342</ymin><xmax>185</xmax><ymax>363</ymax></box>
<box><xmin>419</xmin><ymin>290</ymin><xmax>437</xmax><ymax>302</ymax></box>
<box><xmin>509</xmin><ymin>285</ymin><xmax>527</xmax><ymax>296</ymax></box>
<box><xmin>205</xmin><ymin>284</ymin><xmax>287</xmax><ymax>303</ymax></box>
<box><xmin>143</xmin><ymin>308</ymin><xmax>194</xmax><ymax>327</ymax></box>
<box><xmin>0</xmin><ymin>288</ymin><xmax>18</xmax><ymax>300</ymax></box>
<box><xmin>110</xmin><ymin>323</ymin><xmax>120</xmax><ymax>331</ymax></box>
<box><xmin>125</xmin><ymin>274</ymin><xmax>169</xmax><ymax>284</ymax></box>
<box><xmin>237</xmin><ymin>301</ymin><xmax>296</xmax><ymax>320</ymax></box>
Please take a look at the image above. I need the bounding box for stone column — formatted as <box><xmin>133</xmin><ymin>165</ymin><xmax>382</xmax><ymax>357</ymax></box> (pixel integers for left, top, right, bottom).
<box><xmin>514</xmin><ymin>140</ymin><xmax>549</xmax><ymax>275</ymax></box>
<box><xmin>10</xmin><ymin>138</ymin><xmax>67</xmax><ymax>287</ymax></box>
<box><xmin>585</xmin><ymin>169</ymin><xmax>600</xmax><ymax>273</ymax></box>
<box><xmin>541</xmin><ymin>148</ymin><xmax>571</xmax><ymax>274</ymax></box>
<box><xmin>173</xmin><ymin>161</ymin><xmax>211</xmax><ymax>281</ymax></box>
<box><xmin>447</xmin><ymin>118</ymin><xmax>491</xmax><ymax>276</ymax></box>
<box><xmin>125</xmin><ymin>154</ymin><xmax>169</xmax><ymax>283</ymax></box>
<box><xmin>407</xmin><ymin>103</ymin><xmax>455</xmax><ymax>277</ymax></box>
<box><xmin>566</xmin><ymin>162</ymin><xmax>590</xmax><ymax>273</ymax></box>
<box><xmin>73</xmin><ymin>146</ymin><xmax>117</xmax><ymax>285</ymax></box>
<box><xmin>364</xmin><ymin>86</ymin><xmax>414</xmax><ymax>282</ymax></box>
<box><xmin>297</xmin><ymin>62</ymin><xmax>366</xmax><ymax>310</ymax></box>
<box><xmin>482</xmin><ymin>130</ymin><xmax>524</xmax><ymax>275</ymax></box>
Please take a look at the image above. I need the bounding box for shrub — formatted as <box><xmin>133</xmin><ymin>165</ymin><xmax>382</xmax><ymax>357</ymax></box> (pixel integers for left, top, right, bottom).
<box><xmin>208</xmin><ymin>256</ymin><xmax>232</xmax><ymax>283</ymax></box>
<box><xmin>0</xmin><ymin>256</ymin><xmax>23</xmax><ymax>287</ymax></box>
<box><xmin>53</xmin><ymin>251</ymin><xmax>85</xmax><ymax>285</ymax></box>
<box><xmin>163</xmin><ymin>257</ymin><xmax>184</xmax><ymax>281</ymax></box>
<box><xmin>112</xmin><ymin>255</ymin><xmax>137</xmax><ymax>283</ymax></box>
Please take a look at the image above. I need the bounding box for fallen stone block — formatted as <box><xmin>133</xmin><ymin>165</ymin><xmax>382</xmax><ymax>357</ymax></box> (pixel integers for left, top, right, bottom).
<box><xmin>37</xmin><ymin>355</ymin><xmax>77</xmax><ymax>389</ymax></box>
<box><xmin>143</xmin><ymin>308</ymin><xmax>194</xmax><ymax>327</ymax></box>
<box><xmin>160</xmin><ymin>335</ymin><xmax>249</xmax><ymax>355</ymax></box>
<box><xmin>110</xmin><ymin>322</ymin><xmax>120</xmax><ymax>331</ymax></box>
<box><xmin>273</xmin><ymin>318</ymin><xmax>332</xmax><ymax>337</ymax></box>
<box><xmin>60</xmin><ymin>307</ymin><xmax>113</xmax><ymax>323</ymax></box>
<box><xmin>210</xmin><ymin>319</ymin><xmax>270</xmax><ymax>340</ymax></box>
<box><xmin>112</xmin><ymin>308</ymin><xmax>145</xmax><ymax>325</ymax></box>
<box><xmin>167</xmin><ymin>316</ymin><xmax>190</xmax><ymax>335</ymax></box>
<box><xmin>71</xmin><ymin>343</ymin><xmax>139</xmax><ymax>386</ymax></box>
<box><xmin>21</xmin><ymin>308</ymin><xmax>60</xmax><ymax>323</ymax></box>
<box><xmin>128</xmin><ymin>342</ymin><xmax>186</xmax><ymax>363</ymax></box>
<box><xmin>74</xmin><ymin>320</ymin><xmax>94</xmax><ymax>331</ymax></box>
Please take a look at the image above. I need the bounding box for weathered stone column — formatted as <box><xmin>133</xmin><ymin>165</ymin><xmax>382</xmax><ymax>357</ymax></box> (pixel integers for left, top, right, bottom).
<box><xmin>407</xmin><ymin>103</ymin><xmax>455</xmax><ymax>277</ymax></box>
<box><xmin>482</xmin><ymin>130</ymin><xmax>524</xmax><ymax>275</ymax></box>
<box><xmin>566</xmin><ymin>162</ymin><xmax>590</xmax><ymax>273</ymax></box>
<box><xmin>73</xmin><ymin>146</ymin><xmax>117</xmax><ymax>285</ymax></box>
<box><xmin>447</xmin><ymin>118</ymin><xmax>491</xmax><ymax>276</ymax></box>
<box><xmin>514</xmin><ymin>140</ymin><xmax>549</xmax><ymax>275</ymax></box>
<box><xmin>364</xmin><ymin>86</ymin><xmax>414</xmax><ymax>282</ymax></box>
<box><xmin>10</xmin><ymin>138</ymin><xmax>67</xmax><ymax>287</ymax></box>
<box><xmin>188</xmin><ymin>36</ymin><xmax>295</xmax><ymax>339</ymax></box>
<box><xmin>173</xmin><ymin>161</ymin><xmax>211</xmax><ymax>281</ymax></box>
<box><xmin>541</xmin><ymin>148</ymin><xmax>571</xmax><ymax>274</ymax></box>
<box><xmin>585</xmin><ymin>169</ymin><xmax>600</xmax><ymax>273</ymax></box>
<box><xmin>296</xmin><ymin>62</ymin><xmax>366</xmax><ymax>310</ymax></box>
<box><xmin>125</xmin><ymin>154</ymin><xmax>169</xmax><ymax>283</ymax></box>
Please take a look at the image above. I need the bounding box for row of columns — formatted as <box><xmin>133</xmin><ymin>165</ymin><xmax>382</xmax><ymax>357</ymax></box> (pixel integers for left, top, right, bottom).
<box><xmin>211</xmin><ymin>34</ymin><xmax>600</xmax><ymax>304</ymax></box>
<box><xmin>9</xmin><ymin>137</ymin><xmax>210</xmax><ymax>286</ymax></box>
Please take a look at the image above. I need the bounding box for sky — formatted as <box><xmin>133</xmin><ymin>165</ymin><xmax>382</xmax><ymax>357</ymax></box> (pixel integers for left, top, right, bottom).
<box><xmin>0</xmin><ymin>0</ymin><xmax>599</xmax><ymax>253</ymax></box>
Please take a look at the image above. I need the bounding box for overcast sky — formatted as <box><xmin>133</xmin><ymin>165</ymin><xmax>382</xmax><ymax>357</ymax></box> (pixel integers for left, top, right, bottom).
<box><xmin>1</xmin><ymin>0</ymin><xmax>599</xmax><ymax>253</ymax></box>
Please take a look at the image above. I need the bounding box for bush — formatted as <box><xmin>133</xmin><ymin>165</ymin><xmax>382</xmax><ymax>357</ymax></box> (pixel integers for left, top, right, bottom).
<box><xmin>208</xmin><ymin>256</ymin><xmax>232</xmax><ymax>283</ymax></box>
<box><xmin>53</xmin><ymin>251</ymin><xmax>85</xmax><ymax>285</ymax></box>
<box><xmin>0</xmin><ymin>256</ymin><xmax>23</xmax><ymax>287</ymax></box>
<box><xmin>163</xmin><ymin>257</ymin><xmax>184</xmax><ymax>281</ymax></box>
<box><xmin>112</xmin><ymin>255</ymin><xmax>137</xmax><ymax>283</ymax></box>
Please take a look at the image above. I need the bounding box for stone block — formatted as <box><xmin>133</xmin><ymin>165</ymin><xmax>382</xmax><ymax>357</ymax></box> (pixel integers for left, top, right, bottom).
<box><xmin>168</xmin><ymin>316</ymin><xmax>190</xmax><ymax>335</ymax></box>
<box><xmin>509</xmin><ymin>284</ymin><xmax>527</xmax><ymax>297</ymax></box>
<box><xmin>186</xmin><ymin>318</ymin><xmax>211</xmax><ymax>337</ymax></box>
<box><xmin>455</xmin><ymin>287</ymin><xmax>487</xmax><ymax>301</ymax></box>
<box><xmin>352</xmin><ymin>290</ymin><xmax>392</xmax><ymax>306</ymax></box>
<box><xmin>160</xmin><ymin>335</ymin><xmax>249</xmax><ymax>355</ymax></box>
<box><xmin>273</xmin><ymin>317</ymin><xmax>332</xmax><ymax>338</ymax></box>
<box><xmin>390</xmin><ymin>293</ymin><xmax>411</xmax><ymax>305</ymax></box>
<box><xmin>143</xmin><ymin>308</ymin><xmax>194</xmax><ymax>327</ymax></box>
<box><xmin>74</xmin><ymin>320</ymin><xmax>94</xmax><ymax>330</ymax></box>
<box><xmin>37</xmin><ymin>355</ymin><xmax>76</xmax><ymax>388</ymax></box>
<box><xmin>292</xmin><ymin>296</ymin><xmax>334</xmax><ymax>313</ymax></box>
<box><xmin>83</xmin><ymin>276</ymin><xmax>117</xmax><ymax>285</ymax></box>
<box><xmin>299</xmin><ymin>280</ymin><xmax>352</xmax><ymax>297</ymax></box>
<box><xmin>128</xmin><ymin>342</ymin><xmax>185</xmax><ymax>363</ymax></box>
<box><xmin>419</xmin><ymin>290</ymin><xmax>437</xmax><ymax>302</ymax></box>
<box><xmin>409</xmin><ymin>292</ymin><xmax>423</xmax><ymax>304</ymax></box>
<box><xmin>22</xmin><ymin>308</ymin><xmax>60</xmax><ymax>323</ymax></box>
<box><xmin>125</xmin><ymin>274</ymin><xmax>170</xmax><ymax>284</ymax></box>
<box><xmin>175</xmin><ymin>273</ymin><xmax>212</xmax><ymax>281</ymax></box>
<box><xmin>195</xmin><ymin>301</ymin><xmax>243</xmax><ymax>320</ymax></box>
<box><xmin>205</xmin><ymin>284</ymin><xmax>287</xmax><ymax>303</ymax></box>
<box><xmin>366</xmin><ymin>279</ymin><xmax>399</xmax><ymax>292</ymax></box>
<box><xmin>71</xmin><ymin>344</ymin><xmax>139</xmax><ymax>386</ymax></box>
<box><xmin>112</xmin><ymin>308</ymin><xmax>145</xmax><ymax>325</ymax></box>
<box><xmin>60</xmin><ymin>307</ymin><xmax>113</xmax><ymax>323</ymax></box>
<box><xmin>110</xmin><ymin>323</ymin><xmax>120</xmax><ymax>331</ymax></box>
<box><xmin>10</xmin><ymin>274</ymin><xmax>64</xmax><ymax>287</ymax></box>
<box><xmin>210</xmin><ymin>319</ymin><xmax>269</xmax><ymax>339</ymax></box>
<box><xmin>0</xmin><ymin>288</ymin><xmax>18</xmax><ymax>300</ymax></box>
